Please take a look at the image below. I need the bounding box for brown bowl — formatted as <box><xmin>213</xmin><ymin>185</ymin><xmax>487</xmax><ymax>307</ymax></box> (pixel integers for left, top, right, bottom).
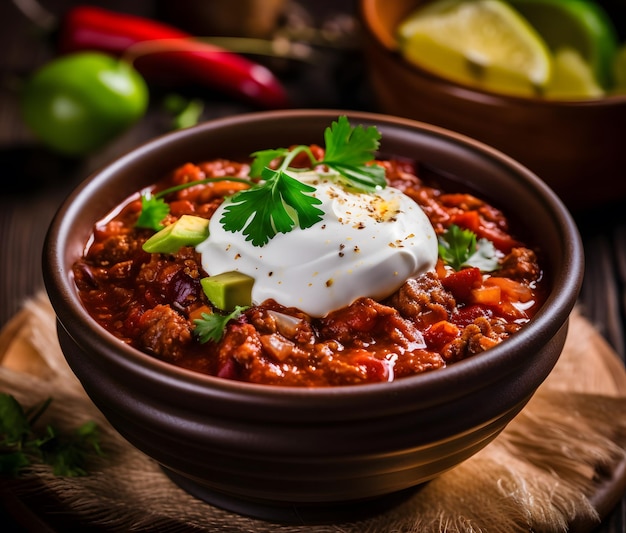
<box><xmin>359</xmin><ymin>0</ymin><xmax>626</xmax><ymax>211</ymax></box>
<box><xmin>43</xmin><ymin>110</ymin><xmax>583</xmax><ymax>522</ymax></box>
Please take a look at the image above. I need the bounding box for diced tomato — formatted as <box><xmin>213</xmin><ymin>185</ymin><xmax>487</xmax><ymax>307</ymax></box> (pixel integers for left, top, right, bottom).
<box><xmin>470</xmin><ymin>285</ymin><xmax>501</xmax><ymax>305</ymax></box>
<box><xmin>440</xmin><ymin>193</ymin><xmax>483</xmax><ymax>210</ymax></box>
<box><xmin>329</xmin><ymin>299</ymin><xmax>379</xmax><ymax>333</ymax></box>
<box><xmin>484</xmin><ymin>277</ymin><xmax>533</xmax><ymax>303</ymax></box>
<box><xmin>172</xmin><ymin>162</ymin><xmax>205</xmax><ymax>185</ymax></box>
<box><xmin>451</xmin><ymin>210</ymin><xmax>481</xmax><ymax>233</ymax></box>
<box><xmin>452</xmin><ymin>304</ymin><xmax>492</xmax><ymax>327</ymax></box>
<box><xmin>349</xmin><ymin>350</ymin><xmax>390</xmax><ymax>383</ymax></box>
<box><xmin>492</xmin><ymin>300</ymin><xmax>529</xmax><ymax>321</ymax></box>
<box><xmin>441</xmin><ymin>267</ymin><xmax>482</xmax><ymax>302</ymax></box>
<box><xmin>189</xmin><ymin>305</ymin><xmax>212</xmax><ymax>322</ymax></box>
<box><xmin>169</xmin><ymin>200</ymin><xmax>196</xmax><ymax>217</ymax></box>
<box><xmin>424</xmin><ymin>320</ymin><xmax>460</xmax><ymax>352</ymax></box>
<box><xmin>476</xmin><ymin>225</ymin><xmax>521</xmax><ymax>253</ymax></box>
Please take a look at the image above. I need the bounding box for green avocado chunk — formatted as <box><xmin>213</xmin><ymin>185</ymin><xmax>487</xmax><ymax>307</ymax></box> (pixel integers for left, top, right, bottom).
<box><xmin>142</xmin><ymin>215</ymin><xmax>209</xmax><ymax>254</ymax></box>
<box><xmin>201</xmin><ymin>272</ymin><xmax>255</xmax><ymax>311</ymax></box>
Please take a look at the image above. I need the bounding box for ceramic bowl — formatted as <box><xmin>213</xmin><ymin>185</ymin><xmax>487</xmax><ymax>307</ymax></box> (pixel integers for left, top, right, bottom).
<box><xmin>43</xmin><ymin>110</ymin><xmax>583</xmax><ymax>522</ymax></box>
<box><xmin>359</xmin><ymin>0</ymin><xmax>626</xmax><ymax>211</ymax></box>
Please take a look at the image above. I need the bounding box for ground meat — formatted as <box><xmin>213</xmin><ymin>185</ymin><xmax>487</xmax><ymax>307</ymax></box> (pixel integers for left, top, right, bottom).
<box><xmin>138</xmin><ymin>304</ymin><xmax>192</xmax><ymax>361</ymax></box>
<box><xmin>494</xmin><ymin>247</ymin><xmax>541</xmax><ymax>282</ymax></box>
<box><xmin>247</xmin><ymin>301</ymin><xmax>315</xmax><ymax>345</ymax></box>
<box><xmin>386</xmin><ymin>271</ymin><xmax>455</xmax><ymax>328</ymax></box>
<box><xmin>318</xmin><ymin>297</ymin><xmax>421</xmax><ymax>347</ymax></box>
<box><xmin>136</xmin><ymin>253</ymin><xmax>204</xmax><ymax>310</ymax></box>
<box><xmin>392</xmin><ymin>349</ymin><xmax>446</xmax><ymax>378</ymax></box>
<box><xmin>88</xmin><ymin>233</ymin><xmax>147</xmax><ymax>266</ymax></box>
<box><xmin>442</xmin><ymin>316</ymin><xmax>519</xmax><ymax>362</ymax></box>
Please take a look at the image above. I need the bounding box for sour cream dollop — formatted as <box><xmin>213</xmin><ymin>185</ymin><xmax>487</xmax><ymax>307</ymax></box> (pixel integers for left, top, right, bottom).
<box><xmin>196</xmin><ymin>173</ymin><xmax>438</xmax><ymax>317</ymax></box>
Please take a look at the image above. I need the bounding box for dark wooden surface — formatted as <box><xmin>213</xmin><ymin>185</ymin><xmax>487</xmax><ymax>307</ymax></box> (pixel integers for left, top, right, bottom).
<box><xmin>0</xmin><ymin>0</ymin><xmax>624</xmax><ymax>531</ymax></box>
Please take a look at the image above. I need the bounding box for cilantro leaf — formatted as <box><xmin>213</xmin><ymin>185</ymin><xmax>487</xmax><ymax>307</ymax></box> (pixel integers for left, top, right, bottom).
<box><xmin>0</xmin><ymin>393</ymin><xmax>30</xmax><ymax>444</ymax></box>
<box><xmin>467</xmin><ymin>238</ymin><xmax>501</xmax><ymax>272</ymax></box>
<box><xmin>0</xmin><ymin>394</ymin><xmax>102</xmax><ymax>478</ymax></box>
<box><xmin>194</xmin><ymin>306</ymin><xmax>248</xmax><ymax>343</ymax></box>
<box><xmin>320</xmin><ymin>116</ymin><xmax>386</xmax><ymax>191</ymax></box>
<box><xmin>438</xmin><ymin>224</ymin><xmax>500</xmax><ymax>272</ymax></box>
<box><xmin>135</xmin><ymin>117</ymin><xmax>385</xmax><ymax>248</ymax></box>
<box><xmin>220</xmin><ymin>167</ymin><xmax>324</xmax><ymax>247</ymax></box>
<box><xmin>250</xmin><ymin>148</ymin><xmax>289</xmax><ymax>178</ymax></box>
<box><xmin>42</xmin><ymin>421</ymin><xmax>102</xmax><ymax>477</ymax></box>
<box><xmin>136</xmin><ymin>194</ymin><xmax>169</xmax><ymax>231</ymax></box>
<box><xmin>0</xmin><ymin>451</ymin><xmax>30</xmax><ymax>476</ymax></box>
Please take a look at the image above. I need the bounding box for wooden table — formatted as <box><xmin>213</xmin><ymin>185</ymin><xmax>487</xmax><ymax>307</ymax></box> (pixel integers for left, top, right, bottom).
<box><xmin>1</xmin><ymin>1</ymin><xmax>624</xmax><ymax>531</ymax></box>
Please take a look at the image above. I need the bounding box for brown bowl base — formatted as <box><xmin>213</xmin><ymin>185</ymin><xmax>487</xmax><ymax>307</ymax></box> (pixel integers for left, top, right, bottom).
<box><xmin>163</xmin><ymin>467</ymin><xmax>420</xmax><ymax>524</ymax></box>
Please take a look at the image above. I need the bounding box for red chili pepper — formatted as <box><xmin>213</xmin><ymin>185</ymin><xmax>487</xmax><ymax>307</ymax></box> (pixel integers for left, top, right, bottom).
<box><xmin>58</xmin><ymin>5</ymin><xmax>290</xmax><ymax>109</ymax></box>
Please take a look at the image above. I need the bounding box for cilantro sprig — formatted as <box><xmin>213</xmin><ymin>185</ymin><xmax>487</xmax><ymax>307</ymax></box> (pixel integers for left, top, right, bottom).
<box><xmin>220</xmin><ymin>116</ymin><xmax>385</xmax><ymax>246</ymax></box>
<box><xmin>194</xmin><ymin>306</ymin><xmax>248</xmax><ymax>344</ymax></box>
<box><xmin>0</xmin><ymin>394</ymin><xmax>102</xmax><ymax>477</ymax></box>
<box><xmin>136</xmin><ymin>116</ymin><xmax>386</xmax><ymax>243</ymax></box>
<box><xmin>136</xmin><ymin>193</ymin><xmax>170</xmax><ymax>231</ymax></box>
<box><xmin>218</xmin><ymin>147</ymin><xmax>325</xmax><ymax>246</ymax></box>
<box><xmin>320</xmin><ymin>115</ymin><xmax>386</xmax><ymax>191</ymax></box>
<box><xmin>136</xmin><ymin>176</ymin><xmax>252</xmax><ymax>232</ymax></box>
<box><xmin>438</xmin><ymin>224</ymin><xmax>500</xmax><ymax>272</ymax></box>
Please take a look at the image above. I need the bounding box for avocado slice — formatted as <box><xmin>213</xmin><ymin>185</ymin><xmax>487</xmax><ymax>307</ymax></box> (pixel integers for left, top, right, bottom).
<box><xmin>142</xmin><ymin>215</ymin><xmax>209</xmax><ymax>254</ymax></box>
<box><xmin>201</xmin><ymin>272</ymin><xmax>255</xmax><ymax>311</ymax></box>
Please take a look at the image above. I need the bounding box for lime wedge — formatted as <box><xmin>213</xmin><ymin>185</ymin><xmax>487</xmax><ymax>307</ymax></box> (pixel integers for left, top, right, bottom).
<box><xmin>397</xmin><ymin>0</ymin><xmax>552</xmax><ymax>97</ymax></box>
<box><xmin>509</xmin><ymin>0</ymin><xmax>619</xmax><ymax>89</ymax></box>
<box><xmin>544</xmin><ymin>48</ymin><xmax>604</xmax><ymax>99</ymax></box>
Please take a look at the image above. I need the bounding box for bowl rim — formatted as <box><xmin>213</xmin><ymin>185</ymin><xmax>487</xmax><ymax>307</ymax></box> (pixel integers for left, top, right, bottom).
<box><xmin>44</xmin><ymin>108</ymin><xmax>584</xmax><ymax>403</ymax></box>
<box><xmin>358</xmin><ymin>0</ymin><xmax>626</xmax><ymax>107</ymax></box>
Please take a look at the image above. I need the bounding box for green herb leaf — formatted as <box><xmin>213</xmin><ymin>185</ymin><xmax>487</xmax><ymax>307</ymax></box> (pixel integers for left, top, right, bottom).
<box><xmin>0</xmin><ymin>451</ymin><xmax>30</xmax><ymax>476</ymax></box>
<box><xmin>467</xmin><ymin>238</ymin><xmax>500</xmax><ymax>272</ymax></box>
<box><xmin>320</xmin><ymin>116</ymin><xmax>386</xmax><ymax>191</ymax></box>
<box><xmin>42</xmin><ymin>421</ymin><xmax>102</xmax><ymax>477</ymax></box>
<box><xmin>0</xmin><ymin>394</ymin><xmax>102</xmax><ymax>478</ymax></box>
<box><xmin>136</xmin><ymin>117</ymin><xmax>385</xmax><ymax>247</ymax></box>
<box><xmin>220</xmin><ymin>167</ymin><xmax>324</xmax><ymax>247</ymax></box>
<box><xmin>136</xmin><ymin>194</ymin><xmax>169</xmax><ymax>231</ymax></box>
<box><xmin>163</xmin><ymin>93</ymin><xmax>204</xmax><ymax>130</ymax></box>
<box><xmin>438</xmin><ymin>224</ymin><xmax>500</xmax><ymax>272</ymax></box>
<box><xmin>194</xmin><ymin>306</ymin><xmax>248</xmax><ymax>344</ymax></box>
<box><xmin>0</xmin><ymin>393</ymin><xmax>30</xmax><ymax>444</ymax></box>
<box><xmin>249</xmin><ymin>148</ymin><xmax>289</xmax><ymax>178</ymax></box>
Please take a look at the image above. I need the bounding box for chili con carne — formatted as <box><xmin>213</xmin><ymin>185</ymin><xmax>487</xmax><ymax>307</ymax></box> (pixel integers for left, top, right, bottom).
<box><xmin>73</xmin><ymin>154</ymin><xmax>547</xmax><ymax>386</ymax></box>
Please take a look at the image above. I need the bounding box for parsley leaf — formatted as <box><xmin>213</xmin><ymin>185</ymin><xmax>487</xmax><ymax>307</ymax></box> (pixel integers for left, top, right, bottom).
<box><xmin>438</xmin><ymin>224</ymin><xmax>500</xmax><ymax>272</ymax></box>
<box><xmin>0</xmin><ymin>394</ymin><xmax>102</xmax><ymax>478</ymax></box>
<box><xmin>136</xmin><ymin>193</ymin><xmax>170</xmax><ymax>231</ymax></box>
<box><xmin>194</xmin><ymin>306</ymin><xmax>248</xmax><ymax>343</ymax></box>
<box><xmin>319</xmin><ymin>116</ymin><xmax>386</xmax><ymax>192</ymax></box>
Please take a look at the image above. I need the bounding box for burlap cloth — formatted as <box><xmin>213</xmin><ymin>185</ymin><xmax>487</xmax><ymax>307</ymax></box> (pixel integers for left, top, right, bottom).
<box><xmin>1</xmin><ymin>292</ymin><xmax>625</xmax><ymax>532</ymax></box>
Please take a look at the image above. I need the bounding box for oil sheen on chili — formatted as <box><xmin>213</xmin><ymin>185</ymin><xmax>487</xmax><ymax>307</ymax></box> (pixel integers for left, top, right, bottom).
<box><xmin>73</xmin><ymin>155</ymin><xmax>547</xmax><ymax>387</ymax></box>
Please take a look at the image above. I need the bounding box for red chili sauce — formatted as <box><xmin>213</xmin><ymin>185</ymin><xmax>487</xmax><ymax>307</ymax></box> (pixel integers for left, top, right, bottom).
<box><xmin>73</xmin><ymin>152</ymin><xmax>547</xmax><ymax>386</ymax></box>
